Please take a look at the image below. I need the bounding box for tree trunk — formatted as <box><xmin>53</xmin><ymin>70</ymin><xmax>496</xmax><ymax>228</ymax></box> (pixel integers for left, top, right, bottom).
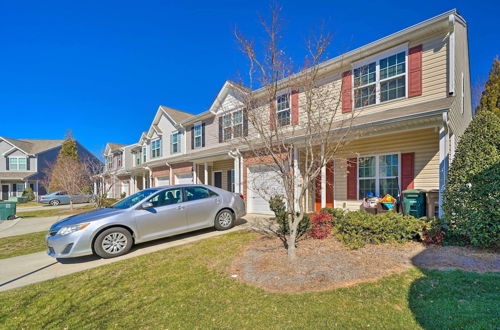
<box><xmin>287</xmin><ymin>228</ymin><xmax>297</xmax><ymax>263</ymax></box>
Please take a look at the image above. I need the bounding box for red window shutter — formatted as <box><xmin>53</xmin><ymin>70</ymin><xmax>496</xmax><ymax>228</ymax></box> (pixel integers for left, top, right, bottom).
<box><xmin>401</xmin><ymin>152</ymin><xmax>415</xmax><ymax>190</ymax></box>
<box><xmin>315</xmin><ymin>172</ymin><xmax>321</xmax><ymax>211</ymax></box>
<box><xmin>291</xmin><ymin>90</ymin><xmax>299</xmax><ymax>125</ymax></box>
<box><xmin>408</xmin><ymin>45</ymin><xmax>423</xmax><ymax>97</ymax></box>
<box><xmin>326</xmin><ymin>161</ymin><xmax>334</xmax><ymax>207</ymax></box>
<box><xmin>347</xmin><ymin>158</ymin><xmax>357</xmax><ymax>200</ymax></box>
<box><xmin>270</xmin><ymin>100</ymin><xmax>276</xmax><ymax>130</ymax></box>
<box><xmin>342</xmin><ymin>71</ymin><xmax>353</xmax><ymax>113</ymax></box>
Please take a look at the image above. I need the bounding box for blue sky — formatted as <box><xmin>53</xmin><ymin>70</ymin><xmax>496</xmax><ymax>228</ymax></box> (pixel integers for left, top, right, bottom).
<box><xmin>0</xmin><ymin>0</ymin><xmax>498</xmax><ymax>156</ymax></box>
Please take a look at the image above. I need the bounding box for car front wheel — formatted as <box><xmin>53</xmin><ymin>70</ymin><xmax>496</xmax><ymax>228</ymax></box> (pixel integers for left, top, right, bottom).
<box><xmin>93</xmin><ymin>227</ymin><xmax>133</xmax><ymax>258</ymax></box>
<box><xmin>49</xmin><ymin>199</ymin><xmax>60</xmax><ymax>206</ymax></box>
<box><xmin>214</xmin><ymin>209</ymin><xmax>235</xmax><ymax>231</ymax></box>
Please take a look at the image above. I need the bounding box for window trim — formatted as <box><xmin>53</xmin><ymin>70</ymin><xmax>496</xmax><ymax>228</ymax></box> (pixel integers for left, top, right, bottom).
<box><xmin>276</xmin><ymin>92</ymin><xmax>291</xmax><ymax>127</ymax></box>
<box><xmin>193</xmin><ymin>123</ymin><xmax>203</xmax><ymax>148</ymax></box>
<box><xmin>8</xmin><ymin>156</ymin><xmax>27</xmax><ymax>171</ymax></box>
<box><xmin>222</xmin><ymin>109</ymin><xmax>244</xmax><ymax>141</ymax></box>
<box><xmin>171</xmin><ymin>131</ymin><xmax>180</xmax><ymax>154</ymax></box>
<box><xmin>352</xmin><ymin>44</ymin><xmax>409</xmax><ymax>109</ymax></box>
<box><xmin>357</xmin><ymin>153</ymin><xmax>401</xmax><ymax>199</ymax></box>
<box><xmin>151</xmin><ymin>138</ymin><xmax>162</xmax><ymax>159</ymax></box>
<box><xmin>142</xmin><ymin>145</ymin><xmax>147</xmax><ymax>163</ymax></box>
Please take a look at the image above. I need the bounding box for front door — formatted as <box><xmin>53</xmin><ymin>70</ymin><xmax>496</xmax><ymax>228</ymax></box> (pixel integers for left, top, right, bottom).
<box><xmin>133</xmin><ymin>187</ymin><xmax>187</xmax><ymax>242</ymax></box>
<box><xmin>214</xmin><ymin>171</ymin><xmax>222</xmax><ymax>188</ymax></box>
<box><xmin>1</xmin><ymin>185</ymin><xmax>8</xmax><ymax>200</ymax></box>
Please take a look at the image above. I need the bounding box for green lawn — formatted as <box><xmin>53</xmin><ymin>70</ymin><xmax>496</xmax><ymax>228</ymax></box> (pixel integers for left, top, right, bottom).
<box><xmin>16</xmin><ymin>205</ymin><xmax>93</xmax><ymax>218</ymax></box>
<box><xmin>0</xmin><ymin>231</ymin><xmax>47</xmax><ymax>259</ymax></box>
<box><xmin>0</xmin><ymin>231</ymin><xmax>498</xmax><ymax>329</ymax></box>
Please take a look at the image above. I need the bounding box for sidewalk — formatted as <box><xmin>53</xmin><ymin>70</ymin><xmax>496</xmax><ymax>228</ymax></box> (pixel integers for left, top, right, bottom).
<box><xmin>0</xmin><ymin>215</ymin><xmax>269</xmax><ymax>292</ymax></box>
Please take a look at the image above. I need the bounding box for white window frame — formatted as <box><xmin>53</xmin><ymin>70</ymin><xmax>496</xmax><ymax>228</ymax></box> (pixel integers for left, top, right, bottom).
<box><xmin>194</xmin><ymin>123</ymin><xmax>202</xmax><ymax>148</ymax></box>
<box><xmin>171</xmin><ymin>132</ymin><xmax>180</xmax><ymax>154</ymax></box>
<box><xmin>276</xmin><ymin>92</ymin><xmax>291</xmax><ymax>127</ymax></box>
<box><xmin>9</xmin><ymin>157</ymin><xmax>27</xmax><ymax>171</ymax></box>
<box><xmin>352</xmin><ymin>44</ymin><xmax>408</xmax><ymax>109</ymax></box>
<box><xmin>134</xmin><ymin>151</ymin><xmax>141</xmax><ymax>166</ymax></box>
<box><xmin>222</xmin><ymin>110</ymin><xmax>243</xmax><ymax>141</ymax></box>
<box><xmin>151</xmin><ymin>138</ymin><xmax>161</xmax><ymax>159</ymax></box>
<box><xmin>117</xmin><ymin>153</ymin><xmax>123</xmax><ymax>168</ymax></box>
<box><xmin>357</xmin><ymin>153</ymin><xmax>401</xmax><ymax>199</ymax></box>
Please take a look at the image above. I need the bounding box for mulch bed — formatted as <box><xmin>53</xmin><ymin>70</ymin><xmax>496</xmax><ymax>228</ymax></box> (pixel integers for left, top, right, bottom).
<box><xmin>228</xmin><ymin>235</ymin><xmax>500</xmax><ymax>293</ymax></box>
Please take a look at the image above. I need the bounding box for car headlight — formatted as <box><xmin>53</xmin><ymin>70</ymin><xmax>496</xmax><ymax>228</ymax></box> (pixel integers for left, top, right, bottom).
<box><xmin>57</xmin><ymin>223</ymin><xmax>90</xmax><ymax>236</ymax></box>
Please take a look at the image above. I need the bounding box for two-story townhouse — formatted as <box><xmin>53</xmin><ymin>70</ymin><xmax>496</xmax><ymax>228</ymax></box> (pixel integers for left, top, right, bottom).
<box><xmin>239</xmin><ymin>9</ymin><xmax>472</xmax><ymax>214</ymax></box>
<box><xmin>102</xmin><ymin>9</ymin><xmax>471</xmax><ymax>216</ymax></box>
<box><xmin>0</xmin><ymin>137</ymin><xmax>101</xmax><ymax>200</ymax></box>
<box><xmin>102</xmin><ymin>143</ymin><xmax>127</xmax><ymax>198</ymax></box>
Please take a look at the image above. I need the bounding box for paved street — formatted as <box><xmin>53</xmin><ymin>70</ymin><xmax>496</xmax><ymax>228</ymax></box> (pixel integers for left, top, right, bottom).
<box><xmin>0</xmin><ymin>215</ymin><xmax>268</xmax><ymax>292</ymax></box>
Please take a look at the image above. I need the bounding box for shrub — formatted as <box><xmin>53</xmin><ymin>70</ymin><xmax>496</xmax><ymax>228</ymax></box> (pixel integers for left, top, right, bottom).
<box><xmin>421</xmin><ymin>218</ymin><xmax>445</xmax><ymax>245</ymax></box>
<box><xmin>309</xmin><ymin>212</ymin><xmax>333</xmax><ymax>239</ymax></box>
<box><xmin>319</xmin><ymin>207</ymin><xmax>345</xmax><ymax>220</ymax></box>
<box><xmin>22</xmin><ymin>187</ymin><xmax>35</xmax><ymax>201</ymax></box>
<box><xmin>443</xmin><ymin>110</ymin><xmax>500</xmax><ymax>248</ymax></box>
<box><xmin>332</xmin><ymin>211</ymin><xmax>426</xmax><ymax>249</ymax></box>
<box><xmin>269</xmin><ymin>195</ymin><xmax>311</xmax><ymax>242</ymax></box>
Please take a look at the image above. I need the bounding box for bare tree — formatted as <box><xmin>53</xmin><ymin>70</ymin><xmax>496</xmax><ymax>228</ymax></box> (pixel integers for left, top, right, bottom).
<box><xmin>43</xmin><ymin>157</ymin><xmax>92</xmax><ymax>209</ymax></box>
<box><xmin>231</xmin><ymin>5</ymin><xmax>358</xmax><ymax>262</ymax></box>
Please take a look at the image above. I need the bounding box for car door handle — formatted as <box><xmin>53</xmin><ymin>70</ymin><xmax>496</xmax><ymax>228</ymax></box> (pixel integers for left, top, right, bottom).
<box><xmin>176</xmin><ymin>205</ymin><xmax>185</xmax><ymax>210</ymax></box>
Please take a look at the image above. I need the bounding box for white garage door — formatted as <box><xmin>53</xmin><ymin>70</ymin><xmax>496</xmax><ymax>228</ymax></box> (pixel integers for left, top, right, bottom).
<box><xmin>175</xmin><ymin>173</ymin><xmax>193</xmax><ymax>185</ymax></box>
<box><xmin>247</xmin><ymin>165</ymin><xmax>285</xmax><ymax>215</ymax></box>
<box><xmin>156</xmin><ymin>176</ymin><xmax>170</xmax><ymax>186</ymax></box>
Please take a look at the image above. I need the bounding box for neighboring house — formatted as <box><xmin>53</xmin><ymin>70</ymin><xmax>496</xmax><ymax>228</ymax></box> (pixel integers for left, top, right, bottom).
<box><xmin>102</xmin><ymin>10</ymin><xmax>472</xmax><ymax>216</ymax></box>
<box><xmin>0</xmin><ymin>137</ymin><xmax>101</xmax><ymax>200</ymax></box>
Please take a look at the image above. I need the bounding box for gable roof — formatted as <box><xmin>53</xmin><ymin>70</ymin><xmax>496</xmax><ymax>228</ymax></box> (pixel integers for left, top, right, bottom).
<box><xmin>159</xmin><ymin>106</ymin><xmax>194</xmax><ymax>123</ymax></box>
<box><xmin>107</xmin><ymin>143</ymin><xmax>126</xmax><ymax>151</ymax></box>
<box><xmin>0</xmin><ymin>137</ymin><xmax>65</xmax><ymax>155</ymax></box>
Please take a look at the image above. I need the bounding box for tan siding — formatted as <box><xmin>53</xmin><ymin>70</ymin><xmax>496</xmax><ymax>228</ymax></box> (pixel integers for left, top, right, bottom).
<box><xmin>333</xmin><ymin>128</ymin><xmax>439</xmax><ymax>210</ymax></box>
<box><xmin>212</xmin><ymin>159</ymin><xmax>234</xmax><ymax>191</ymax></box>
<box><xmin>449</xmin><ymin>20</ymin><xmax>473</xmax><ymax>138</ymax></box>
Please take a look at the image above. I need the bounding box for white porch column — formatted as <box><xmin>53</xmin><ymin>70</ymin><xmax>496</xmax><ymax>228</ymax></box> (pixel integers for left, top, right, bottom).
<box><xmin>321</xmin><ymin>144</ymin><xmax>326</xmax><ymax>208</ymax></box>
<box><xmin>93</xmin><ymin>181</ymin><xmax>97</xmax><ymax>195</ymax></box>
<box><xmin>149</xmin><ymin>168</ymin><xmax>153</xmax><ymax>187</ymax></box>
<box><xmin>204</xmin><ymin>162</ymin><xmax>208</xmax><ymax>185</ymax></box>
<box><xmin>142</xmin><ymin>175</ymin><xmax>146</xmax><ymax>190</ymax></box>
<box><xmin>169</xmin><ymin>165</ymin><xmax>173</xmax><ymax>185</ymax></box>
<box><xmin>132</xmin><ymin>176</ymin><xmax>136</xmax><ymax>194</ymax></box>
<box><xmin>233</xmin><ymin>157</ymin><xmax>240</xmax><ymax>193</ymax></box>
<box><xmin>192</xmin><ymin>163</ymin><xmax>197</xmax><ymax>184</ymax></box>
<box><xmin>438</xmin><ymin>119</ymin><xmax>449</xmax><ymax>217</ymax></box>
<box><xmin>293</xmin><ymin>145</ymin><xmax>300</xmax><ymax>210</ymax></box>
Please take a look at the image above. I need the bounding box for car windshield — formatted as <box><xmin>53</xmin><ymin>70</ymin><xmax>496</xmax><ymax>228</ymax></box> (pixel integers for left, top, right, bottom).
<box><xmin>111</xmin><ymin>189</ymin><xmax>158</xmax><ymax>209</ymax></box>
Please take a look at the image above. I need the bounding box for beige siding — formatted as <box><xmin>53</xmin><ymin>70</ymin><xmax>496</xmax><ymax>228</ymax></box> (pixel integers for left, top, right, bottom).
<box><xmin>449</xmin><ymin>20</ymin><xmax>473</xmax><ymax>138</ymax></box>
<box><xmin>212</xmin><ymin>159</ymin><xmax>234</xmax><ymax>191</ymax></box>
<box><xmin>332</xmin><ymin>128</ymin><xmax>439</xmax><ymax>210</ymax></box>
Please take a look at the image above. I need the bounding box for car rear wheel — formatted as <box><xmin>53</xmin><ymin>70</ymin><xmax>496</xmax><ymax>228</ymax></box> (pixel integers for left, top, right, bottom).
<box><xmin>214</xmin><ymin>209</ymin><xmax>235</xmax><ymax>231</ymax></box>
<box><xmin>49</xmin><ymin>199</ymin><xmax>60</xmax><ymax>206</ymax></box>
<box><xmin>94</xmin><ymin>227</ymin><xmax>133</xmax><ymax>258</ymax></box>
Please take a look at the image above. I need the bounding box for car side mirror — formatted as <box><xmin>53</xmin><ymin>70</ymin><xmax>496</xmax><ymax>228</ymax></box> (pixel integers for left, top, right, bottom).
<box><xmin>141</xmin><ymin>202</ymin><xmax>154</xmax><ymax>209</ymax></box>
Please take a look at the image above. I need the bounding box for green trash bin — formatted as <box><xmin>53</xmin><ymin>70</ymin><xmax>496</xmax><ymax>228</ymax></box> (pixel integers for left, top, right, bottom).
<box><xmin>402</xmin><ymin>189</ymin><xmax>426</xmax><ymax>218</ymax></box>
<box><xmin>0</xmin><ymin>201</ymin><xmax>17</xmax><ymax>220</ymax></box>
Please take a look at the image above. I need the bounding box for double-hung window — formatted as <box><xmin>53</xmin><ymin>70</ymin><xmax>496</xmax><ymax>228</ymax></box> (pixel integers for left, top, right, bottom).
<box><xmin>358</xmin><ymin>154</ymin><xmax>399</xmax><ymax>199</ymax></box>
<box><xmin>223</xmin><ymin>110</ymin><xmax>243</xmax><ymax>141</ymax></box>
<box><xmin>151</xmin><ymin>139</ymin><xmax>161</xmax><ymax>158</ymax></box>
<box><xmin>171</xmin><ymin>132</ymin><xmax>180</xmax><ymax>154</ymax></box>
<box><xmin>353</xmin><ymin>48</ymin><xmax>407</xmax><ymax>108</ymax></box>
<box><xmin>9</xmin><ymin>157</ymin><xmax>27</xmax><ymax>171</ymax></box>
<box><xmin>117</xmin><ymin>153</ymin><xmax>122</xmax><ymax>167</ymax></box>
<box><xmin>134</xmin><ymin>151</ymin><xmax>141</xmax><ymax>166</ymax></box>
<box><xmin>276</xmin><ymin>94</ymin><xmax>290</xmax><ymax>126</ymax></box>
<box><xmin>142</xmin><ymin>146</ymin><xmax>147</xmax><ymax>163</ymax></box>
<box><xmin>106</xmin><ymin>156</ymin><xmax>113</xmax><ymax>170</ymax></box>
<box><xmin>194</xmin><ymin>124</ymin><xmax>202</xmax><ymax>148</ymax></box>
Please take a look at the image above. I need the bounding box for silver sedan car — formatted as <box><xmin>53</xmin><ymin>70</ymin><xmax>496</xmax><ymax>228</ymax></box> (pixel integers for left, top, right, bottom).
<box><xmin>46</xmin><ymin>185</ymin><xmax>246</xmax><ymax>259</ymax></box>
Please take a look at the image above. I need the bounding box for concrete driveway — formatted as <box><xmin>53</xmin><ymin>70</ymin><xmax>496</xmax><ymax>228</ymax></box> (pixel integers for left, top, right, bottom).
<box><xmin>0</xmin><ymin>215</ymin><xmax>268</xmax><ymax>292</ymax></box>
<box><xmin>0</xmin><ymin>216</ymin><xmax>65</xmax><ymax>238</ymax></box>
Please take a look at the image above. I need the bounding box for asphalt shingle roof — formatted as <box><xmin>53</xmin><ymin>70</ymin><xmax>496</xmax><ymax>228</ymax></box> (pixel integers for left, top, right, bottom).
<box><xmin>1</xmin><ymin>137</ymin><xmax>64</xmax><ymax>155</ymax></box>
<box><xmin>160</xmin><ymin>106</ymin><xmax>195</xmax><ymax>123</ymax></box>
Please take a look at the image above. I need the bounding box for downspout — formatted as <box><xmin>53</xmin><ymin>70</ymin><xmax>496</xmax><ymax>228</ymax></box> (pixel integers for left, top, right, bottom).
<box><xmin>448</xmin><ymin>13</ymin><xmax>456</xmax><ymax>96</ymax></box>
